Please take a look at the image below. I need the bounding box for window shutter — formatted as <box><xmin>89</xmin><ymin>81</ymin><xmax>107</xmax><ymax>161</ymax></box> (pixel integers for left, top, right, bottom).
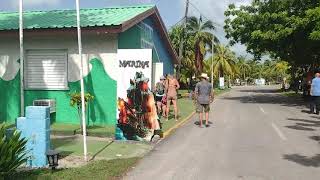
<box><xmin>25</xmin><ymin>50</ymin><xmax>68</xmax><ymax>90</ymax></box>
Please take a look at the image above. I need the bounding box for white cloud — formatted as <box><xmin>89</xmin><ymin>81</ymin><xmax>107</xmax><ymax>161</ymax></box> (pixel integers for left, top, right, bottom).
<box><xmin>11</xmin><ymin>0</ymin><xmax>62</xmax><ymax>8</ymax></box>
<box><xmin>178</xmin><ymin>0</ymin><xmax>252</xmax><ymax>57</ymax></box>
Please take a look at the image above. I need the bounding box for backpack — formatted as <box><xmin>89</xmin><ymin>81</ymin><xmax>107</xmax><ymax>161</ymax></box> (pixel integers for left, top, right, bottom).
<box><xmin>156</xmin><ymin>82</ymin><xmax>165</xmax><ymax>95</ymax></box>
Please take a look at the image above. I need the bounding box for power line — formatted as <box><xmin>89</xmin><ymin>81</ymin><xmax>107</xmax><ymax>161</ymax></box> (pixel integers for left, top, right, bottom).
<box><xmin>188</xmin><ymin>1</ymin><xmax>223</xmax><ymax>28</ymax></box>
<box><xmin>169</xmin><ymin>17</ymin><xmax>186</xmax><ymax>29</ymax></box>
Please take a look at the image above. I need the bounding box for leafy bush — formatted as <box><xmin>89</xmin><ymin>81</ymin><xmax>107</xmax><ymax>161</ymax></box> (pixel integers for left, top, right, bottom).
<box><xmin>70</xmin><ymin>92</ymin><xmax>94</xmax><ymax>108</ymax></box>
<box><xmin>0</xmin><ymin>124</ymin><xmax>28</xmax><ymax>176</ymax></box>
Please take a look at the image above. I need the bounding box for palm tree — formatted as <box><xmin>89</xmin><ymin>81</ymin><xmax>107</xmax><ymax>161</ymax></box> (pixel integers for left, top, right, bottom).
<box><xmin>187</xmin><ymin>16</ymin><xmax>219</xmax><ymax>75</ymax></box>
<box><xmin>208</xmin><ymin>45</ymin><xmax>237</xmax><ymax>88</ymax></box>
<box><xmin>169</xmin><ymin>25</ymin><xmax>184</xmax><ymax>56</ymax></box>
<box><xmin>169</xmin><ymin>25</ymin><xmax>196</xmax><ymax>84</ymax></box>
<box><xmin>272</xmin><ymin>60</ymin><xmax>290</xmax><ymax>88</ymax></box>
<box><xmin>236</xmin><ymin>57</ymin><xmax>250</xmax><ymax>84</ymax></box>
<box><xmin>210</xmin><ymin>45</ymin><xmax>236</xmax><ymax>77</ymax></box>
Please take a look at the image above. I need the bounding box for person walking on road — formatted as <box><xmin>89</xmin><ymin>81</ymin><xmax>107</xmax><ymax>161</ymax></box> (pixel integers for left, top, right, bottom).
<box><xmin>310</xmin><ymin>71</ymin><xmax>320</xmax><ymax>114</ymax></box>
<box><xmin>195</xmin><ymin>73</ymin><xmax>214</xmax><ymax>128</ymax></box>
<box><xmin>164</xmin><ymin>74</ymin><xmax>180</xmax><ymax>121</ymax></box>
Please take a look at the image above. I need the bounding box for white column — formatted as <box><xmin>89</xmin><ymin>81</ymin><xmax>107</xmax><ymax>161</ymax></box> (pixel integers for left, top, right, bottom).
<box><xmin>76</xmin><ymin>0</ymin><xmax>88</xmax><ymax>162</ymax></box>
<box><xmin>19</xmin><ymin>0</ymin><xmax>25</xmax><ymax>116</ymax></box>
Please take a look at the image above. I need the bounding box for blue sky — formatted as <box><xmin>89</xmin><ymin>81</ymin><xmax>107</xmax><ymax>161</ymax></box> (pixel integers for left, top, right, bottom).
<box><xmin>0</xmin><ymin>0</ymin><xmax>252</xmax><ymax>57</ymax></box>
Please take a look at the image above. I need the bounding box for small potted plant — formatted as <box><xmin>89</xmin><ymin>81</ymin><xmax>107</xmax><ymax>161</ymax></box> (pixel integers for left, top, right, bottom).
<box><xmin>69</xmin><ymin>92</ymin><xmax>94</xmax><ymax>135</ymax></box>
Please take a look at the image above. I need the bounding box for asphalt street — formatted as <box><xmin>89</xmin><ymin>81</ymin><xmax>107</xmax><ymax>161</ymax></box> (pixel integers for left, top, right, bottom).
<box><xmin>124</xmin><ymin>86</ymin><xmax>320</xmax><ymax>180</ymax></box>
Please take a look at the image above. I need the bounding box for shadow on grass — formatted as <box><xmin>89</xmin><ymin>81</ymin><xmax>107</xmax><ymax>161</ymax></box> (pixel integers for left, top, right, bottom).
<box><xmin>90</xmin><ymin>141</ymin><xmax>114</xmax><ymax>161</ymax></box>
<box><xmin>283</xmin><ymin>154</ymin><xmax>320</xmax><ymax>167</ymax></box>
<box><xmin>51</xmin><ymin>136</ymin><xmax>76</xmax><ymax>149</ymax></box>
<box><xmin>59</xmin><ymin>151</ymin><xmax>74</xmax><ymax>158</ymax></box>
<box><xmin>9</xmin><ymin>168</ymin><xmax>65</xmax><ymax>180</ymax></box>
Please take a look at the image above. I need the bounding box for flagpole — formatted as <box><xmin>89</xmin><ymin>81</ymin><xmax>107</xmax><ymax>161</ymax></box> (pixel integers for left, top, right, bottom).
<box><xmin>19</xmin><ymin>0</ymin><xmax>25</xmax><ymax>116</ymax></box>
<box><xmin>75</xmin><ymin>0</ymin><xmax>88</xmax><ymax>162</ymax></box>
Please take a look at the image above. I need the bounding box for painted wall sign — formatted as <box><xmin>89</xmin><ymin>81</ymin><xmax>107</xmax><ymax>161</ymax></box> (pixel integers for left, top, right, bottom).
<box><xmin>117</xmin><ymin>49</ymin><xmax>152</xmax><ymax>99</ymax></box>
<box><xmin>119</xmin><ymin>60</ymin><xmax>150</xmax><ymax>69</ymax></box>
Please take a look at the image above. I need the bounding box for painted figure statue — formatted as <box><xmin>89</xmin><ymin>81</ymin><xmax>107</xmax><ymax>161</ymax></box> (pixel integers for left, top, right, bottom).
<box><xmin>118</xmin><ymin>72</ymin><xmax>162</xmax><ymax>141</ymax></box>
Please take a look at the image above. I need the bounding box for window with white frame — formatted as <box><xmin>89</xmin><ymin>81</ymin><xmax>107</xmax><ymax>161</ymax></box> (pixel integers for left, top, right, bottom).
<box><xmin>25</xmin><ymin>49</ymin><xmax>68</xmax><ymax>90</ymax></box>
<box><xmin>140</xmin><ymin>22</ymin><xmax>154</xmax><ymax>49</ymax></box>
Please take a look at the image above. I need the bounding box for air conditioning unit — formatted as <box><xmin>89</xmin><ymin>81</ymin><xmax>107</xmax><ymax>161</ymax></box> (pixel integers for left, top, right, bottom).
<box><xmin>33</xmin><ymin>99</ymin><xmax>56</xmax><ymax>113</ymax></box>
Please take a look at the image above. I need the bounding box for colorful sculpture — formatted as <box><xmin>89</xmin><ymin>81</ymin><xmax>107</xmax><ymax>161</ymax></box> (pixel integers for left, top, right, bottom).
<box><xmin>117</xmin><ymin>72</ymin><xmax>162</xmax><ymax>141</ymax></box>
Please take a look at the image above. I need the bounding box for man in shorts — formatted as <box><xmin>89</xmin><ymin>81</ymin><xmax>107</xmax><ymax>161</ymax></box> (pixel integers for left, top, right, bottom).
<box><xmin>195</xmin><ymin>73</ymin><xmax>213</xmax><ymax>128</ymax></box>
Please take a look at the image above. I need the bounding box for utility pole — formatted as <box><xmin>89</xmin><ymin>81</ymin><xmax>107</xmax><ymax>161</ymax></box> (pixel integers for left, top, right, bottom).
<box><xmin>211</xmin><ymin>40</ymin><xmax>214</xmax><ymax>88</ymax></box>
<box><xmin>177</xmin><ymin>0</ymin><xmax>189</xmax><ymax>79</ymax></box>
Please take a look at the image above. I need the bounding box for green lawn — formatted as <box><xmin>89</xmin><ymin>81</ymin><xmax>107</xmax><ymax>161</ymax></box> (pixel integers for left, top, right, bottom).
<box><xmin>52</xmin><ymin>138</ymin><xmax>152</xmax><ymax>160</ymax></box>
<box><xmin>51</xmin><ymin>124</ymin><xmax>115</xmax><ymax>137</ymax></box>
<box><xmin>160</xmin><ymin>98</ymin><xmax>195</xmax><ymax>132</ymax></box>
<box><xmin>8</xmin><ymin>158</ymin><xmax>139</xmax><ymax>180</ymax></box>
<box><xmin>4</xmin><ymin>138</ymin><xmax>151</xmax><ymax>180</ymax></box>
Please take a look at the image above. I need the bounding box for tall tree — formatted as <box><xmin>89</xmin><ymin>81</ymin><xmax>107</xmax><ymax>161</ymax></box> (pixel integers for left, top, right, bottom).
<box><xmin>273</xmin><ymin>60</ymin><xmax>291</xmax><ymax>82</ymax></box>
<box><xmin>236</xmin><ymin>56</ymin><xmax>251</xmax><ymax>82</ymax></box>
<box><xmin>210</xmin><ymin>45</ymin><xmax>237</xmax><ymax>78</ymax></box>
<box><xmin>169</xmin><ymin>25</ymin><xmax>196</xmax><ymax>84</ymax></box>
<box><xmin>187</xmin><ymin>16</ymin><xmax>218</xmax><ymax>75</ymax></box>
<box><xmin>224</xmin><ymin>0</ymin><xmax>320</xmax><ymax>65</ymax></box>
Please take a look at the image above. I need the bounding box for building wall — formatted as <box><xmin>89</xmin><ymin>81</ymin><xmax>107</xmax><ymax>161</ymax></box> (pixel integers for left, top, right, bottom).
<box><xmin>118</xmin><ymin>26</ymin><xmax>141</xmax><ymax>49</ymax></box>
<box><xmin>0</xmin><ymin>32</ymin><xmax>118</xmax><ymax>125</ymax></box>
<box><xmin>118</xmin><ymin>19</ymin><xmax>175</xmax><ymax>76</ymax></box>
<box><xmin>143</xmin><ymin>18</ymin><xmax>174</xmax><ymax>75</ymax></box>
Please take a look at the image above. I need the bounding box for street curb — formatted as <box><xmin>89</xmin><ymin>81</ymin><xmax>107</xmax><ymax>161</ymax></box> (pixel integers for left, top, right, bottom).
<box><xmin>163</xmin><ymin>111</ymin><xmax>196</xmax><ymax>138</ymax></box>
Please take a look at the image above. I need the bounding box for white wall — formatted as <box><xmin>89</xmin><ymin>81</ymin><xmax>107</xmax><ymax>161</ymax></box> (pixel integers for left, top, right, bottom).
<box><xmin>0</xmin><ymin>31</ymin><xmax>118</xmax><ymax>82</ymax></box>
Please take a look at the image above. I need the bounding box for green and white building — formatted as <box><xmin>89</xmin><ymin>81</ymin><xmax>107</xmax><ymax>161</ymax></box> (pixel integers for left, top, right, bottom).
<box><xmin>0</xmin><ymin>5</ymin><xmax>178</xmax><ymax>125</ymax></box>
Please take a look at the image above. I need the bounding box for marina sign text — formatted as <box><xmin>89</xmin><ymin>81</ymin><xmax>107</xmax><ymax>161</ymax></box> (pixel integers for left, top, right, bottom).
<box><xmin>119</xmin><ymin>60</ymin><xmax>150</xmax><ymax>69</ymax></box>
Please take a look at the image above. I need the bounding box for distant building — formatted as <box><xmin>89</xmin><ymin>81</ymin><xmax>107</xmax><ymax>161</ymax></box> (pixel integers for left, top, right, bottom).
<box><xmin>255</xmin><ymin>78</ymin><xmax>266</xmax><ymax>86</ymax></box>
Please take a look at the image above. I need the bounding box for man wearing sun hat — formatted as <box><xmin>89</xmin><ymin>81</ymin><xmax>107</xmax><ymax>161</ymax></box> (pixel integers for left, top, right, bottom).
<box><xmin>195</xmin><ymin>73</ymin><xmax>214</xmax><ymax>128</ymax></box>
<box><xmin>154</xmin><ymin>76</ymin><xmax>167</xmax><ymax>117</ymax></box>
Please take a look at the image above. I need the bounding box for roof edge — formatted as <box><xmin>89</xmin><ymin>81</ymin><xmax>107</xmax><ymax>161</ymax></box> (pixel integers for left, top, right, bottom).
<box><xmin>120</xmin><ymin>7</ymin><xmax>179</xmax><ymax>64</ymax></box>
<box><xmin>0</xmin><ymin>5</ymin><xmax>155</xmax><ymax>14</ymax></box>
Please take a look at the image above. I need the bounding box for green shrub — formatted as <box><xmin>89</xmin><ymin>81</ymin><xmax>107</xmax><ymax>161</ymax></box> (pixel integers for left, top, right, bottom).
<box><xmin>0</xmin><ymin>124</ymin><xmax>28</xmax><ymax>176</ymax></box>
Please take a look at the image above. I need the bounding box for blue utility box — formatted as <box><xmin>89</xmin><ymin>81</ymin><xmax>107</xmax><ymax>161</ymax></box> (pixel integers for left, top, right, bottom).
<box><xmin>16</xmin><ymin>106</ymin><xmax>51</xmax><ymax>168</ymax></box>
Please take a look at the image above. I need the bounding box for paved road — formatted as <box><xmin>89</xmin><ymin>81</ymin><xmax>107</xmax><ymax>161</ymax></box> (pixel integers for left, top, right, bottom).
<box><xmin>124</xmin><ymin>86</ymin><xmax>320</xmax><ymax>180</ymax></box>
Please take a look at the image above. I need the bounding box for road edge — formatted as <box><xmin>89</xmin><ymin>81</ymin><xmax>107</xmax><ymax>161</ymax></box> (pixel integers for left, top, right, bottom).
<box><xmin>162</xmin><ymin>88</ymin><xmax>231</xmax><ymax>139</ymax></box>
<box><xmin>163</xmin><ymin>111</ymin><xmax>196</xmax><ymax>138</ymax></box>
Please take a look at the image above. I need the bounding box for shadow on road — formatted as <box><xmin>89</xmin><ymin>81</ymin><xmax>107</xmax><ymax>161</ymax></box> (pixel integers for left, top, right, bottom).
<box><xmin>283</xmin><ymin>154</ymin><xmax>320</xmax><ymax>167</ymax></box>
<box><xmin>194</xmin><ymin>121</ymin><xmax>213</xmax><ymax>126</ymax></box>
<box><xmin>310</xmin><ymin>136</ymin><xmax>320</xmax><ymax>144</ymax></box>
<box><xmin>239</xmin><ymin>89</ymin><xmax>280</xmax><ymax>94</ymax></box>
<box><xmin>285</xmin><ymin>118</ymin><xmax>320</xmax><ymax>131</ymax></box>
<box><xmin>223</xmin><ymin>88</ymin><xmax>309</xmax><ymax>109</ymax></box>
